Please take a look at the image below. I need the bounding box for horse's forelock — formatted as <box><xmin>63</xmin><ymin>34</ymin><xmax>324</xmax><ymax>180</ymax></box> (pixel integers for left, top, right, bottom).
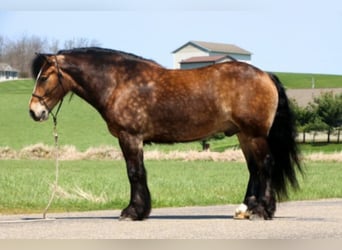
<box><xmin>31</xmin><ymin>54</ymin><xmax>47</xmax><ymax>79</ymax></box>
<box><xmin>31</xmin><ymin>53</ymin><xmax>57</xmax><ymax>79</ymax></box>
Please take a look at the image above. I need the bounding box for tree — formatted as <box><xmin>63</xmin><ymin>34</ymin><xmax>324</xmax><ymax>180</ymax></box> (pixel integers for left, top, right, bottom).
<box><xmin>0</xmin><ymin>35</ymin><xmax>5</xmax><ymax>60</ymax></box>
<box><xmin>311</xmin><ymin>92</ymin><xmax>342</xmax><ymax>143</ymax></box>
<box><xmin>304</xmin><ymin>116</ymin><xmax>330</xmax><ymax>143</ymax></box>
<box><xmin>0</xmin><ymin>35</ymin><xmax>102</xmax><ymax>77</ymax></box>
<box><xmin>291</xmin><ymin>93</ymin><xmax>342</xmax><ymax>143</ymax></box>
<box><xmin>290</xmin><ymin>99</ymin><xmax>315</xmax><ymax>143</ymax></box>
<box><xmin>48</xmin><ymin>38</ymin><xmax>60</xmax><ymax>53</ymax></box>
<box><xmin>1</xmin><ymin>34</ymin><xmax>47</xmax><ymax>77</ymax></box>
<box><xmin>63</xmin><ymin>38</ymin><xmax>101</xmax><ymax>50</ymax></box>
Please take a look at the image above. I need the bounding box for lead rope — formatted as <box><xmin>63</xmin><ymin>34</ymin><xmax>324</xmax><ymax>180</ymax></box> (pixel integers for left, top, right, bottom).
<box><xmin>42</xmin><ymin>116</ymin><xmax>60</xmax><ymax>219</ymax></box>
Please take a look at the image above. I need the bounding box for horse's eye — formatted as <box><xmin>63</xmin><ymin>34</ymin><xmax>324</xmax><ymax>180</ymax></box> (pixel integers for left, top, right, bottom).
<box><xmin>40</xmin><ymin>76</ymin><xmax>48</xmax><ymax>82</ymax></box>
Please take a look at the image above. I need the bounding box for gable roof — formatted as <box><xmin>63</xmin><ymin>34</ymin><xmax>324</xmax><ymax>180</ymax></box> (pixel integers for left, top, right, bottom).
<box><xmin>180</xmin><ymin>55</ymin><xmax>235</xmax><ymax>64</ymax></box>
<box><xmin>0</xmin><ymin>63</ymin><xmax>18</xmax><ymax>72</ymax></box>
<box><xmin>172</xmin><ymin>40</ymin><xmax>251</xmax><ymax>55</ymax></box>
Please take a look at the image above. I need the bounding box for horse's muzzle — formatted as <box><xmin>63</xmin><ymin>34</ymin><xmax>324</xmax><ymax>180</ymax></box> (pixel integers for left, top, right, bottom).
<box><xmin>29</xmin><ymin>108</ymin><xmax>49</xmax><ymax>122</ymax></box>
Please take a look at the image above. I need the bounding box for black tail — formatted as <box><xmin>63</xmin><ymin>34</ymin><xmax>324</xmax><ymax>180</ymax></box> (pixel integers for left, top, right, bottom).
<box><xmin>267</xmin><ymin>73</ymin><xmax>303</xmax><ymax>199</ymax></box>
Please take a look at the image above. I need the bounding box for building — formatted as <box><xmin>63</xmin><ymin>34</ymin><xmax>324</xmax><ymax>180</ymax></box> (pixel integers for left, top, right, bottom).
<box><xmin>0</xmin><ymin>63</ymin><xmax>19</xmax><ymax>81</ymax></box>
<box><xmin>179</xmin><ymin>54</ymin><xmax>237</xmax><ymax>70</ymax></box>
<box><xmin>172</xmin><ymin>40</ymin><xmax>252</xmax><ymax>69</ymax></box>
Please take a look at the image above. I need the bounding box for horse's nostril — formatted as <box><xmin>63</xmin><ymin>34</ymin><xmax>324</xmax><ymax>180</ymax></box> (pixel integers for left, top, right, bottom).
<box><xmin>29</xmin><ymin>109</ymin><xmax>35</xmax><ymax>118</ymax></box>
<box><xmin>29</xmin><ymin>109</ymin><xmax>39</xmax><ymax>121</ymax></box>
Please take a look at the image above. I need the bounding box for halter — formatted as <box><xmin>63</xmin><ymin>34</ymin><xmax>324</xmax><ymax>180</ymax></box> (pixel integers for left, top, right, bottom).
<box><xmin>32</xmin><ymin>55</ymin><xmax>66</xmax><ymax>126</ymax></box>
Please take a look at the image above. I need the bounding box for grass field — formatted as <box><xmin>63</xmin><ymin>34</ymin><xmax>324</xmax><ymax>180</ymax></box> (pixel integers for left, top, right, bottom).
<box><xmin>0</xmin><ymin>159</ymin><xmax>340</xmax><ymax>214</ymax></box>
<box><xmin>0</xmin><ymin>79</ymin><xmax>117</xmax><ymax>150</ymax></box>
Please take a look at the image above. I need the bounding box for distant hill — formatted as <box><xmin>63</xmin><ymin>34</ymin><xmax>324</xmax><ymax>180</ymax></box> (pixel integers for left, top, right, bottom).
<box><xmin>274</xmin><ymin>72</ymin><xmax>342</xmax><ymax>89</ymax></box>
<box><xmin>271</xmin><ymin>72</ymin><xmax>342</xmax><ymax>106</ymax></box>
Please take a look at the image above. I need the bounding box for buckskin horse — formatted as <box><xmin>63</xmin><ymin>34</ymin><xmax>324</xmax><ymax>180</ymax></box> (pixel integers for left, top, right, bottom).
<box><xmin>29</xmin><ymin>47</ymin><xmax>301</xmax><ymax>220</ymax></box>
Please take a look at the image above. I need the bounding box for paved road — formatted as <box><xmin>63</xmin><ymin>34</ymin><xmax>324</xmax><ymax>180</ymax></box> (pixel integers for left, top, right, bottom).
<box><xmin>0</xmin><ymin>199</ymin><xmax>341</xmax><ymax>239</ymax></box>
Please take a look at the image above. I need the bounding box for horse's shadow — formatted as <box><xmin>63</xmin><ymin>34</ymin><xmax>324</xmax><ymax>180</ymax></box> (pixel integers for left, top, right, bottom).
<box><xmin>150</xmin><ymin>215</ymin><xmax>233</xmax><ymax>220</ymax></box>
<box><xmin>21</xmin><ymin>214</ymin><xmax>234</xmax><ymax>221</ymax></box>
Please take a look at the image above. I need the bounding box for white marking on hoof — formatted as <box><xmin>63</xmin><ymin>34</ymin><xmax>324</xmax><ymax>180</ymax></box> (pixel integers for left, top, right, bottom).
<box><xmin>234</xmin><ymin>203</ymin><xmax>250</xmax><ymax>220</ymax></box>
<box><xmin>235</xmin><ymin>203</ymin><xmax>248</xmax><ymax>214</ymax></box>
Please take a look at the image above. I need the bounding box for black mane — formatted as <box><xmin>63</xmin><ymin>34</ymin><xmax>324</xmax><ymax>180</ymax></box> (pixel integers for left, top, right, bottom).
<box><xmin>31</xmin><ymin>47</ymin><xmax>162</xmax><ymax>78</ymax></box>
<box><xmin>57</xmin><ymin>47</ymin><xmax>161</xmax><ymax>66</ymax></box>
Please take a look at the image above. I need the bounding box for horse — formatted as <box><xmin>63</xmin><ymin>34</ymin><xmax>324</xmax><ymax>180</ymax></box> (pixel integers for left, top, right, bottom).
<box><xmin>29</xmin><ymin>47</ymin><xmax>301</xmax><ymax>220</ymax></box>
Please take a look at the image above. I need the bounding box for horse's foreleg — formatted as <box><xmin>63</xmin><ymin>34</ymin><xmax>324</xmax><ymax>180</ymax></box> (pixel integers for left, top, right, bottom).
<box><xmin>118</xmin><ymin>131</ymin><xmax>151</xmax><ymax>221</ymax></box>
<box><xmin>236</xmin><ymin>134</ymin><xmax>276</xmax><ymax>220</ymax></box>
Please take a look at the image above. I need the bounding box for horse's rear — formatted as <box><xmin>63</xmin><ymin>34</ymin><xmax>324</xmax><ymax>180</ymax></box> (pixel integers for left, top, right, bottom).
<box><xmin>203</xmin><ymin>62</ymin><xmax>301</xmax><ymax>219</ymax></box>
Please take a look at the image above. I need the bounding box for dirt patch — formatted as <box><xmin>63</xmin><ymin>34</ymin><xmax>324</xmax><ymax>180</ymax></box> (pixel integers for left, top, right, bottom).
<box><xmin>287</xmin><ymin>88</ymin><xmax>342</xmax><ymax>107</ymax></box>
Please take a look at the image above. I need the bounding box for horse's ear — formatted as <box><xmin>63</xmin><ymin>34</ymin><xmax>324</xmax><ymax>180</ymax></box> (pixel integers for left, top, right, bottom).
<box><xmin>35</xmin><ymin>53</ymin><xmax>54</xmax><ymax>64</ymax></box>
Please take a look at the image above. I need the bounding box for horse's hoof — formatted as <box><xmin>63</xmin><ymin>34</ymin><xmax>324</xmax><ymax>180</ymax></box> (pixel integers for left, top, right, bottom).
<box><xmin>119</xmin><ymin>209</ymin><xmax>139</xmax><ymax>221</ymax></box>
<box><xmin>234</xmin><ymin>212</ymin><xmax>250</xmax><ymax>220</ymax></box>
<box><xmin>248</xmin><ymin>213</ymin><xmax>264</xmax><ymax>221</ymax></box>
<box><xmin>234</xmin><ymin>203</ymin><xmax>250</xmax><ymax>220</ymax></box>
<box><xmin>118</xmin><ymin>216</ymin><xmax>134</xmax><ymax>221</ymax></box>
<box><xmin>119</xmin><ymin>206</ymin><xmax>149</xmax><ymax>221</ymax></box>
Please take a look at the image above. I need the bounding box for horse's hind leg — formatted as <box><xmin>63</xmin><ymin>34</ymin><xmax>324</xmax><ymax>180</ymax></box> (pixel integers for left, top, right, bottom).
<box><xmin>235</xmin><ymin>133</ymin><xmax>276</xmax><ymax>220</ymax></box>
<box><xmin>118</xmin><ymin>131</ymin><xmax>151</xmax><ymax>221</ymax></box>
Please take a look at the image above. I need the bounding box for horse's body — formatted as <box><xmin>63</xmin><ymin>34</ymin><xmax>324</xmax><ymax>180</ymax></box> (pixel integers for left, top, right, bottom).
<box><xmin>29</xmin><ymin>47</ymin><xmax>301</xmax><ymax>220</ymax></box>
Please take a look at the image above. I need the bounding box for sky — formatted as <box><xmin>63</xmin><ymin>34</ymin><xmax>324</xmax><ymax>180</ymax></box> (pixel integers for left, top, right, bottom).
<box><xmin>1</xmin><ymin>0</ymin><xmax>342</xmax><ymax>74</ymax></box>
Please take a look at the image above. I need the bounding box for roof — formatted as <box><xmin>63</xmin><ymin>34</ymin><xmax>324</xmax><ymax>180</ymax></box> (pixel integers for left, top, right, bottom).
<box><xmin>172</xmin><ymin>40</ymin><xmax>251</xmax><ymax>55</ymax></box>
<box><xmin>180</xmin><ymin>55</ymin><xmax>235</xmax><ymax>64</ymax></box>
<box><xmin>0</xmin><ymin>63</ymin><xmax>18</xmax><ymax>72</ymax></box>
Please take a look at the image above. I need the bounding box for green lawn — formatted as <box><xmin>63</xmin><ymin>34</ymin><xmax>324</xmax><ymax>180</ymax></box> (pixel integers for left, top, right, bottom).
<box><xmin>0</xmin><ymin>159</ymin><xmax>340</xmax><ymax>214</ymax></box>
<box><xmin>300</xmin><ymin>143</ymin><xmax>342</xmax><ymax>153</ymax></box>
<box><xmin>0</xmin><ymin>79</ymin><xmax>116</xmax><ymax>150</ymax></box>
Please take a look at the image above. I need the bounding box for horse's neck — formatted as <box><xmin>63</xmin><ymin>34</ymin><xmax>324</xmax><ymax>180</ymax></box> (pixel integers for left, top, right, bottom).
<box><xmin>69</xmin><ymin>58</ymin><xmax>161</xmax><ymax>115</ymax></box>
<box><xmin>70</xmin><ymin>70</ymin><xmax>113</xmax><ymax>112</ymax></box>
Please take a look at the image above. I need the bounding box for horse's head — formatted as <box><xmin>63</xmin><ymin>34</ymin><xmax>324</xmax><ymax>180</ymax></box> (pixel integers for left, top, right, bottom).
<box><xmin>29</xmin><ymin>54</ymin><xmax>69</xmax><ymax>122</ymax></box>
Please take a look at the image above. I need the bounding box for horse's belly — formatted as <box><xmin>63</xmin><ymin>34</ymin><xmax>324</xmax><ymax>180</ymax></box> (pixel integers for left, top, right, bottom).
<box><xmin>148</xmin><ymin>116</ymin><xmax>238</xmax><ymax>143</ymax></box>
